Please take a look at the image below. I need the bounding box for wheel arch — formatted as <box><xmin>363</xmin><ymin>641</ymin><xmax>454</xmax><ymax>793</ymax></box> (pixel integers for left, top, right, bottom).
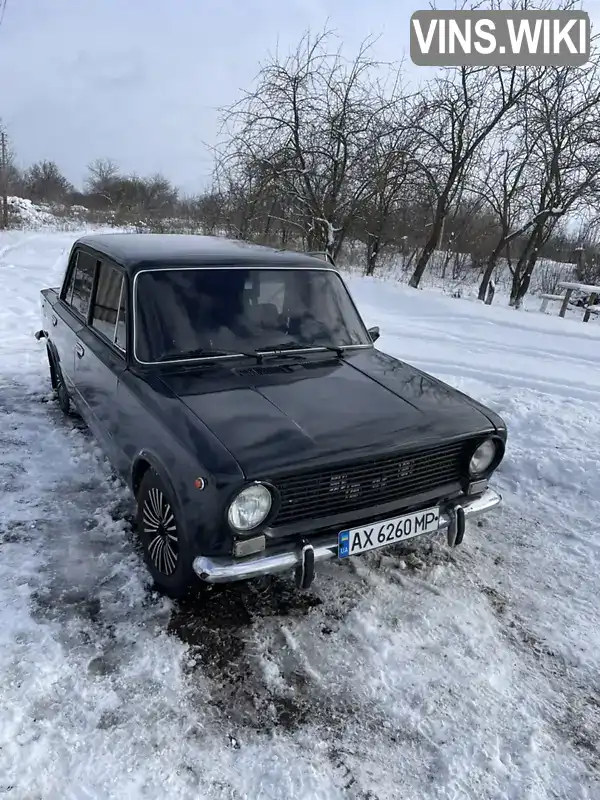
<box><xmin>46</xmin><ymin>343</ymin><xmax>59</xmax><ymax>389</ymax></box>
<box><xmin>45</xmin><ymin>339</ymin><xmax>61</xmax><ymax>372</ymax></box>
<box><xmin>131</xmin><ymin>451</ymin><xmax>180</xmax><ymax>507</ymax></box>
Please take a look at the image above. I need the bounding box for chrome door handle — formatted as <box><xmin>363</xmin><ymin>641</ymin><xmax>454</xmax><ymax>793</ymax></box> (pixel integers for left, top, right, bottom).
<box><xmin>51</xmin><ymin>315</ymin><xmax>57</xmax><ymax>326</ymax></box>
<box><xmin>75</xmin><ymin>343</ymin><xmax>85</xmax><ymax>359</ymax></box>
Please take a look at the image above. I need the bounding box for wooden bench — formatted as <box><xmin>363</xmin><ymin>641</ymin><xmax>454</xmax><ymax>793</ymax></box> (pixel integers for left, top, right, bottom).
<box><xmin>539</xmin><ymin>293</ymin><xmax>565</xmax><ymax>313</ymax></box>
<box><xmin>557</xmin><ymin>282</ymin><xmax>600</xmax><ymax>323</ymax></box>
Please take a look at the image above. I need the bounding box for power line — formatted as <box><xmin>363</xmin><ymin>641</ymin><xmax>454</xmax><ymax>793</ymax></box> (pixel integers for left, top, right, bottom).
<box><xmin>0</xmin><ymin>0</ymin><xmax>7</xmax><ymax>28</ymax></box>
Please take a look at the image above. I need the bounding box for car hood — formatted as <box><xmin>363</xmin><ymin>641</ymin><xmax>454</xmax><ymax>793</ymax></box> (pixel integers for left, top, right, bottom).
<box><xmin>159</xmin><ymin>348</ymin><xmax>498</xmax><ymax>477</ymax></box>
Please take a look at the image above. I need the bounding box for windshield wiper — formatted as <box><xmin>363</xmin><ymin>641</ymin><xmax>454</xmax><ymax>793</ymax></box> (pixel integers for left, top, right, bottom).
<box><xmin>158</xmin><ymin>342</ymin><xmax>347</xmax><ymax>364</ymax></box>
<box><xmin>259</xmin><ymin>343</ymin><xmax>345</xmax><ymax>358</ymax></box>
<box><xmin>158</xmin><ymin>347</ymin><xmax>262</xmax><ymax>363</ymax></box>
<box><xmin>318</xmin><ymin>344</ymin><xmax>345</xmax><ymax>357</ymax></box>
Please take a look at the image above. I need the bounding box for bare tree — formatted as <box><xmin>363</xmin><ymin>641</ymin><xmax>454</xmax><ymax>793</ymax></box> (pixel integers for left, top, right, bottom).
<box><xmin>218</xmin><ymin>30</ymin><xmax>400</xmax><ymax>261</ymax></box>
<box><xmin>406</xmin><ymin>62</ymin><xmax>539</xmax><ymax>288</ymax></box>
<box><xmin>85</xmin><ymin>158</ymin><xmax>121</xmax><ymax>205</ymax></box>
<box><xmin>0</xmin><ymin>121</ymin><xmax>14</xmax><ymax>229</ymax></box>
<box><xmin>83</xmin><ymin>160</ymin><xmax>178</xmax><ymax>222</ymax></box>
<box><xmin>356</xmin><ymin>96</ymin><xmax>422</xmax><ymax>275</ymax></box>
<box><xmin>179</xmin><ymin>190</ymin><xmax>225</xmax><ymax>235</ymax></box>
<box><xmin>474</xmin><ymin>126</ymin><xmax>541</xmax><ymax>301</ymax></box>
<box><xmin>508</xmin><ymin>58</ymin><xmax>600</xmax><ymax>307</ymax></box>
<box><xmin>140</xmin><ymin>173</ymin><xmax>178</xmax><ymax>219</ymax></box>
<box><xmin>24</xmin><ymin>160</ymin><xmax>73</xmax><ymax>203</ymax></box>
<box><xmin>215</xmin><ymin>159</ymin><xmax>276</xmax><ymax>241</ymax></box>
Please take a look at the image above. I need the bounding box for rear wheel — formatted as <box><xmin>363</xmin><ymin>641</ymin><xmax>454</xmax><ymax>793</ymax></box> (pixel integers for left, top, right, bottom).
<box><xmin>136</xmin><ymin>468</ymin><xmax>197</xmax><ymax>598</ymax></box>
<box><xmin>47</xmin><ymin>348</ymin><xmax>58</xmax><ymax>390</ymax></box>
<box><xmin>48</xmin><ymin>349</ymin><xmax>70</xmax><ymax>415</ymax></box>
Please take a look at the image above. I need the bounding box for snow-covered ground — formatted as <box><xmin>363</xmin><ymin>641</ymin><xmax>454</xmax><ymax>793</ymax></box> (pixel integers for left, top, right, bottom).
<box><xmin>1</xmin><ymin>231</ymin><xmax>599</xmax><ymax>799</ymax></box>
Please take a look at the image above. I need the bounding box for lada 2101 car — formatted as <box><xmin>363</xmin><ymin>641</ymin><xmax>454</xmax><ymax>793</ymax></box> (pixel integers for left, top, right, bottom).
<box><xmin>36</xmin><ymin>234</ymin><xmax>506</xmax><ymax>597</ymax></box>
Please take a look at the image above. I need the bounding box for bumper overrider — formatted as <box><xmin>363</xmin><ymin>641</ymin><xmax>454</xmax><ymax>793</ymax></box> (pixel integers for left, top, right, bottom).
<box><xmin>193</xmin><ymin>488</ymin><xmax>502</xmax><ymax>589</ymax></box>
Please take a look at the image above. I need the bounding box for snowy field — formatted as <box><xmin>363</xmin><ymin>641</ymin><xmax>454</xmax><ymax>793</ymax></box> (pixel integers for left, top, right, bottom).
<box><xmin>1</xmin><ymin>231</ymin><xmax>599</xmax><ymax>800</ymax></box>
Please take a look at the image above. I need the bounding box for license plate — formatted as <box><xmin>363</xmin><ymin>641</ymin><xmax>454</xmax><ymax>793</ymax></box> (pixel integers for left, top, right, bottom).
<box><xmin>338</xmin><ymin>505</ymin><xmax>441</xmax><ymax>558</ymax></box>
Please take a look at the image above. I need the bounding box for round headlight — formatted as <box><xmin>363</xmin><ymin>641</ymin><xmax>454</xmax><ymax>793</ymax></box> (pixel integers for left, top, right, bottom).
<box><xmin>469</xmin><ymin>439</ymin><xmax>496</xmax><ymax>476</ymax></box>
<box><xmin>227</xmin><ymin>483</ymin><xmax>272</xmax><ymax>531</ymax></box>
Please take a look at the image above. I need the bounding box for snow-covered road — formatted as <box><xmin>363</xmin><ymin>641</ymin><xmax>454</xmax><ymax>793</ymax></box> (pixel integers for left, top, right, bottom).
<box><xmin>1</xmin><ymin>232</ymin><xmax>599</xmax><ymax>799</ymax></box>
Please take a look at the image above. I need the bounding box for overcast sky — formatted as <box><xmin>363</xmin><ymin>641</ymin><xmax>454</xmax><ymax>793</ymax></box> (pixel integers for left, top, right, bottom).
<box><xmin>0</xmin><ymin>0</ymin><xmax>598</xmax><ymax>193</ymax></box>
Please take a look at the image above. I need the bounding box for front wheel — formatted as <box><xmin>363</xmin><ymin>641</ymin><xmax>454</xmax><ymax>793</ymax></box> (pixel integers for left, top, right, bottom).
<box><xmin>136</xmin><ymin>468</ymin><xmax>198</xmax><ymax>599</ymax></box>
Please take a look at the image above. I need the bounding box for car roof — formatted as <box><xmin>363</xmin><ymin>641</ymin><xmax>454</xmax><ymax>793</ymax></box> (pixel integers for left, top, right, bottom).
<box><xmin>74</xmin><ymin>233</ymin><xmax>332</xmax><ymax>273</ymax></box>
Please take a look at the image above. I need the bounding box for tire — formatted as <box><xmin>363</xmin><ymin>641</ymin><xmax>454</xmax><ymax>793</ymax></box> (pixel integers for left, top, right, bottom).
<box><xmin>49</xmin><ymin>350</ymin><xmax>71</xmax><ymax>415</ymax></box>
<box><xmin>136</xmin><ymin>468</ymin><xmax>197</xmax><ymax>599</ymax></box>
<box><xmin>47</xmin><ymin>348</ymin><xmax>58</xmax><ymax>391</ymax></box>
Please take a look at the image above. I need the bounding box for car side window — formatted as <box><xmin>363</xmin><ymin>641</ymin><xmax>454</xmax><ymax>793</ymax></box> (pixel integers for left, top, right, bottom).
<box><xmin>65</xmin><ymin>251</ymin><xmax>97</xmax><ymax>318</ymax></box>
<box><xmin>115</xmin><ymin>286</ymin><xmax>127</xmax><ymax>351</ymax></box>
<box><xmin>62</xmin><ymin>252</ymin><xmax>78</xmax><ymax>306</ymax></box>
<box><xmin>91</xmin><ymin>261</ymin><xmax>127</xmax><ymax>352</ymax></box>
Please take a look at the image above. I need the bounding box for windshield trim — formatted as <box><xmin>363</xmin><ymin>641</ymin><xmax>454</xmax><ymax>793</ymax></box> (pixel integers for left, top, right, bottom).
<box><xmin>131</xmin><ymin>264</ymin><xmax>373</xmax><ymax>367</ymax></box>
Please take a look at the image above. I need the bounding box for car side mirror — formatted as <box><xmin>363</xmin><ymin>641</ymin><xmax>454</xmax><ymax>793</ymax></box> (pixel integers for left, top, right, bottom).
<box><xmin>368</xmin><ymin>326</ymin><xmax>380</xmax><ymax>343</ymax></box>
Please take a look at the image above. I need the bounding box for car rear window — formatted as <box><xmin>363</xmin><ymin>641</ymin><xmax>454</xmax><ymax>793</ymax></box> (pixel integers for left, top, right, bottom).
<box><xmin>64</xmin><ymin>251</ymin><xmax>97</xmax><ymax>318</ymax></box>
<box><xmin>91</xmin><ymin>261</ymin><xmax>127</xmax><ymax>351</ymax></box>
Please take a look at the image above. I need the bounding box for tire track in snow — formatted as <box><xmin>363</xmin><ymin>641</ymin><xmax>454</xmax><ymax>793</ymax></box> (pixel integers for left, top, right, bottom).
<box><xmin>387</xmin><ymin>324</ymin><xmax>600</xmax><ymax>371</ymax></box>
<box><xmin>407</xmin><ymin>357</ymin><xmax>600</xmax><ymax>402</ymax></box>
<box><xmin>475</xmin><ymin>575</ymin><xmax>600</xmax><ymax>773</ymax></box>
<box><xmin>0</xmin><ymin>233</ymin><xmax>43</xmax><ymax>265</ymax></box>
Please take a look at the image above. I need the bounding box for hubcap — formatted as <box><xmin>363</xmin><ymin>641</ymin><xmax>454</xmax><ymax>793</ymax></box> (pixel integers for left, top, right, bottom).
<box><xmin>143</xmin><ymin>488</ymin><xmax>179</xmax><ymax>576</ymax></box>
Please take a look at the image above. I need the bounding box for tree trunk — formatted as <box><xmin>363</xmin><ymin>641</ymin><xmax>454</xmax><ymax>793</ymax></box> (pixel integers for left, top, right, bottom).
<box><xmin>331</xmin><ymin>227</ymin><xmax>345</xmax><ymax>264</ymax></box>
<box><xmin>442</xmin><ymin>249</ymin><xmax>453</xmax><ymax>279</ymax></box>
<box><xmin>509</xmin><ymin>233</ymin><xmax>536</xmax><ymax>307</ymax></box>
<box><xmin>514</xmin><ymin>251</ymin><xmax>539</xmax><ymax>307</ymax></box>
<box><xmin>509</xmin><ymin>228</ymin><xmax>542</xmax><ymax>307</ymax></box>
<box><xmin>306</xmin><ymin>222</ymin><xmax>319</xmax><ymax>253</ymax></box>
<box><xmin>409</xmin><ymin>219</ymin><xmax>445</xmax><ymax>288</ymax></box>
<box><xmin>0</xmin><ymin>132</ymin><xmax>7</xmax><ymax>230</ymax></box>
<box><xmin>365</xmin><ymin>235</ymin><xmax>380</xmax><ymax>276</ymax></box>
<box><xmin>409</xmin><ymin>199</ymin><xmax>447</xmax><ymax>288</ymax></box>
<box><xmin>509</xmin><ymin>258</ymin><xmax>526</xmax><ymax>306</ymax></box>
<box><xmin>485</xmin><ymin>280</ymin><xmax>495</xmax><ymax>305</ymax></box>
<box><xmin>263</xmin><ymin>200</ymin><xmax>276</xmax><ymax>243</ymax></box>
<box><xmin>478</xmin><ymin>251</ymin><xmax>501</xmax><ymax>301</ymax></box>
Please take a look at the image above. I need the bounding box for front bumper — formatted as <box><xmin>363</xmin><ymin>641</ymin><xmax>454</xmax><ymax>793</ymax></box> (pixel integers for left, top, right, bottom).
<box><xmin>192</xmin><ymin>487</ymin><xmax>501</xmax><ymax>585</ymax></box>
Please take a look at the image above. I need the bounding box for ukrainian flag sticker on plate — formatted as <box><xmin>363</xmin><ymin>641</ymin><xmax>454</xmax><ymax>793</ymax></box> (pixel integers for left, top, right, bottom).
<box><xmin>338</xmin><ymin>530</ymin><xmax>350</xmax><ymax>558</ymax></box>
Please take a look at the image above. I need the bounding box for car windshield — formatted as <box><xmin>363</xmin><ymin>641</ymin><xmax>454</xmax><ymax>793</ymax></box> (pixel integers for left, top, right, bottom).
<box><xmin>134</xmin><ymin>266</ymin><xmax>372</xmax><ymax>363</ymax></box>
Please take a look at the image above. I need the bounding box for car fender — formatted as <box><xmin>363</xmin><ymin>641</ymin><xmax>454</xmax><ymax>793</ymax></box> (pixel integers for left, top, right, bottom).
<box><xmin>131</xmin><ymin>447</ymin><xmax>230</xmax><ymax>555</ymax></box>
<box><xmin>132</xmin><ymin>450</ymin><xmax>182</xmax><ymax>505</ymax></box>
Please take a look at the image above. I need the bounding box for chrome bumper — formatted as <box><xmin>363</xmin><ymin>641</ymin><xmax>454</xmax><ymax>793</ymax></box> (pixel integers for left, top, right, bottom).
<box><xmin>192</xmin><ymin>488</ymin><xmax>502</xmax><ymax>585</ymax></box>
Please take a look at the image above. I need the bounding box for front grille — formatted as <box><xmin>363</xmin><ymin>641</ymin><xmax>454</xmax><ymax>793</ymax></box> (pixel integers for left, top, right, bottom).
<box><xmin>271</xmin><ymin>440</ymin><xmax>470</xmax><ymax>526</ymax></box>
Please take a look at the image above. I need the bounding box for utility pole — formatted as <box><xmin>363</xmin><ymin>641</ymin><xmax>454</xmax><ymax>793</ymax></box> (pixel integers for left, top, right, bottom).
<box><xmin>0</xmin><ymin>130</ymin><xmax>8</xmax><ymax>229</ymax></box>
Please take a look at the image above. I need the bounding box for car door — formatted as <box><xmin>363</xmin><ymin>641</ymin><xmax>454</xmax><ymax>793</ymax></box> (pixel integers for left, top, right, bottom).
<box><xmin>73</xmin><ymin>257</ymin><xmax>129</xmax><ymax>472</ymax></box>
<box><xmin>53</xmin><ymin>248</ymin><xmax>97</xmax><ymax>398</ymax></box>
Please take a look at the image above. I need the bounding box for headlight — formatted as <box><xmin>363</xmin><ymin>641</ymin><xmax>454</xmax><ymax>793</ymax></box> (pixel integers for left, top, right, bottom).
<box><xmin>227</xmin><ymin>483</ymin><xmax>272</xmax><ymax>531</ymax></box>
<box><xmin>469</xmin><ymin>439</ymin><xmax>496</xmax><ymax>476</ymax></box>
